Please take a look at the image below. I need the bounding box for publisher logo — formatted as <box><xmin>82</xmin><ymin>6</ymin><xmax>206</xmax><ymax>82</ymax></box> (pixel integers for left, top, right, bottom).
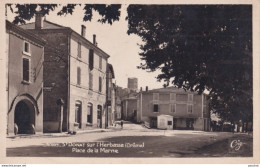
<box><xmin>230</xmin><ymin>139</ymin><xmax>243</xmax><ymax>151</ymax></box>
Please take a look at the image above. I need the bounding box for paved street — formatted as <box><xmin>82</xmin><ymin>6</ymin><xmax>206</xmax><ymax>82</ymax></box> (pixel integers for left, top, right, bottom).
<box><xmin>6</xmin><ymin>123</ymin><xmax>253</xmax><ymax>157</ymax></box>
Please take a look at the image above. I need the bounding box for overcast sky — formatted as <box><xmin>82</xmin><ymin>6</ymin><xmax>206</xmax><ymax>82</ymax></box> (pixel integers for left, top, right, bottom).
<box><xmin>6</xmin><ymin>4</ymin><xmax>163</xmax><ymax>90</ymax></box>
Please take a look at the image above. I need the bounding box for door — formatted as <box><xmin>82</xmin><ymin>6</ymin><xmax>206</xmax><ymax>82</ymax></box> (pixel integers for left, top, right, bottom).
<box><xmin>75</xmin><ymin>103</ymin><xmax>82</xmax><ymax>129</ymax></box>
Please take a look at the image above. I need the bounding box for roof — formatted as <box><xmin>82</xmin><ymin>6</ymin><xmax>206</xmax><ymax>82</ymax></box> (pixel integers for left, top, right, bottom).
<box><xmin>6</xmin><ymin>20</ymin><xmax>46</xmax><ymax>46</ymax></box>
<box><xmin>19</xmin><ymin>20</ymin><xmax>68</xmax><ymax>29</ymax></box>
<box><xmin>20</xmin><ymin>19</ymin><xmax>110</xmax><ymax>58</ymax></box>
<box><xmin>142</xmin><ymin>86</ymin><xmax>200</xmax><ymax>94</ymax></box>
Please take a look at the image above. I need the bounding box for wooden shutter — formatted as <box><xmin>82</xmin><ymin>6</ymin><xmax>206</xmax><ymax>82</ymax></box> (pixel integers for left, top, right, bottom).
<box><xmin>77</xmin><ymin>67</ymin><xmax>81</xmax><ymax>85</ymax></box>
<box><xmin>77</xmin><ymin>42</ymin><xmax>81</xmax><ymax>58</ymax></box>
<box><xmin>89</xmin><ymin>49</ymin><xmax>94</xmax><ymax>70</ymax></box>
<box><xmin>99</xmin><ymin>76</ymin><xmax>102</xmax><ymax>92</ymax></box>
<box><xmin>23</xmin><ymin>58</ymin><xmax>29</xmax><ymax>81</ymax></box>
<box><xmin>89</xmin><ymin>73</ymin><xmax>93</xmax><ymax>90</ymax></box>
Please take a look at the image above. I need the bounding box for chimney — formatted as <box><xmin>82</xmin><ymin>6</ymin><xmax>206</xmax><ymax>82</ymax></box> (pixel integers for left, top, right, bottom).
<box><xmin>35</xmin><ymin>12</ymin><xmax>43</xmax><ymax>29</ymax></box>
<box><xmin>81</xmin><ymin>25</ymin><xmax>86</xmax><ymax>38</ymax></box>
<box><xmin>93</xmin><ymin>34</ymin><xmax>97</xmax><ymax>46</ymax></box>
<box><xmin>145</xmin><ymin>86</ymin><xmax>148</xmax><ymax>92</ymax></box>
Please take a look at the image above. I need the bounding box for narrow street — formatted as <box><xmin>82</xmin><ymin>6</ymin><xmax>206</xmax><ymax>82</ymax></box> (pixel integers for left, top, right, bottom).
<box><xmin>6</xmin><ymin>123</ymin><xmax>253</xmax><ymax>157</ymax></box>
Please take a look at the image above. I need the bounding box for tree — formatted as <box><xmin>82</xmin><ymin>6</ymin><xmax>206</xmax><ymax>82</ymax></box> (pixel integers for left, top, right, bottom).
<box><xmin>6</xmin><ymin>4</ymin><xmax>253</xmax><ymax>126</ymax></box>
<box><xmin>127</xmin><ymin>5</ymin><xmax>252</xmax><ymax>126</ymax></box>
<box><xmin>6</xmin><ymin>4</ymin><xmax>121</xmax><ymax>24</ymax></box>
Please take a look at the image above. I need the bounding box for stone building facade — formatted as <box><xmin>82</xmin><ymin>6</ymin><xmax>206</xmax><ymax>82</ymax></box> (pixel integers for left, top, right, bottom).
<box><xmin>6</xmin><ymin>20</ymin><xmax>45</xmax><ymax>135</ymax></box>
<box><xmin>137</xmin><ymin>87</ymin><xmax>210</xmax><ymax>131</ymax></box>
<box><xmin>20</xmin><ymin>14</ymin><xmax>109</xmax><ymax>133</ymax></box>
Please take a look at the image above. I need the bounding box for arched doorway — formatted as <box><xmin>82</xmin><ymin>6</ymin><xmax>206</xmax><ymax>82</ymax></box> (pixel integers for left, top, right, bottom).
<box><xmin>14</xmin><ymin>100</ymin><xmax>35</xmax><ymax>134</ymax></box>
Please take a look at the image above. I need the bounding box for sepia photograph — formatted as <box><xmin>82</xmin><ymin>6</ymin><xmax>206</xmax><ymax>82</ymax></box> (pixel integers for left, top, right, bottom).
<box><xmin>0</xmin><ymin>0</ymin><xmax>259</xmax><ymax>164</ymax></box>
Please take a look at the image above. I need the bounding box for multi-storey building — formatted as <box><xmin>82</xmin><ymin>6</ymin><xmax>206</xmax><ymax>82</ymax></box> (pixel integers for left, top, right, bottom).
<box><xmin>6</xmin><ymin>20</ymin><xmax>45</xmax><ymax>135</ymax></box>
<box><xmin>137</xmin><ymin>87</ymin><xmax>210</xmax><ymax>131</ymax></box>
<box><xmin>20</xmin><ymin>13</ymin><xmax>109</xmax><ymax>132</ymax></box>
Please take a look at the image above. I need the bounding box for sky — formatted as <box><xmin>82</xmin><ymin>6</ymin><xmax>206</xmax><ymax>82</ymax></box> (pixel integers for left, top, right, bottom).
<box><xmin>6</xmin><ymin>4</ymin><xmax>163</xmax><ymax>90</ymax></box>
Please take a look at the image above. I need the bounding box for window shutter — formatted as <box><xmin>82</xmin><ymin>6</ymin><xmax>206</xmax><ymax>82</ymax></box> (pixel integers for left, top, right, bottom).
<box><xmin>89</xmin><ymin>73</ymin><xmax>93</xmax><ymax>90</ymax></box>
<box><xmin>77</xmin><ymin>67</ymin><xmax>81</xmax><ymax>85</ymax></box>
<box><xmin>99</xmin><ymin>76</ymin><xmax>102</xmax><ymax>92</ymax></box>
<box><xmin>99</xmin><ymin>56</ymin><xmax>102</xmax><ymax>69</ymax></box>
<box><xmin>89</xmin><ymin>49</ymin><xmax>94</xmax><ymax>70</ymax></box>
<box><xmin>77</xmin><ymin>42</ymin><xmax>81</xmax><ymax>58</ymax></box>
<box><xmin>23</xmin><ymin>58</ymin><xmax>29</xmax><ymax>81</ymax></box>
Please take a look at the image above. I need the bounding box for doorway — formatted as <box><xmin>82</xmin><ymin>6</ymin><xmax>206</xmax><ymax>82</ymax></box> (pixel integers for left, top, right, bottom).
<box><xmin>14</xmin><ymin>100</ymin><xmax>35</xmax><ymax>134</ymax></box>
<box><xmin>75</xmin><ymin>102</ymin><xmax>82</xmax><ymax>129</ymax></box>
<box><xmin>97</xmin><ymin>105</ymin><xmax>102</xmax><ymax>128</ymax></box>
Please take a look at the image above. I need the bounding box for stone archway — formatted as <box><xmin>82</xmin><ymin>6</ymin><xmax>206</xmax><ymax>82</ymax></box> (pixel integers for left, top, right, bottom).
<box><xmin>14</xmin><ymin>100</ymin><xmax>35</xmax><ymax>134</ymax></box>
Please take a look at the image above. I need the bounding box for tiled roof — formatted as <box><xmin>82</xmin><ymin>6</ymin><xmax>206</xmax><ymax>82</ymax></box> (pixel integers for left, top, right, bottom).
<box><xmin>20</xmin><ymin>20</ymin><xmax>68</xmax><ymax>29</ymax></box>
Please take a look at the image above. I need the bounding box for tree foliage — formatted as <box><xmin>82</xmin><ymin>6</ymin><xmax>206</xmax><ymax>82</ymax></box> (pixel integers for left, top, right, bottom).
<box><xmin>6</xmin><ymin>4</ymin><xmax>253</xmax><ymax>123</ymax></box>
<box><xmin>6</xmin><ymin>4</ymin><xmax>121</xmax><ymax>24</ymax></box>
<box><xmin>127</xmin><ymin>5</ymin><xmax>252</xmax><ymax>123</ymax></box>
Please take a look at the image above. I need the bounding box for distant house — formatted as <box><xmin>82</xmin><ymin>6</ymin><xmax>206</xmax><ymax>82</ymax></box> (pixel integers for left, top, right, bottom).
<box><xmin>6</xmin><ymin>20</ymin><xmax>45</xmax><ymax>135</ymax></box>
<box><xmin>115</xmin><ymin>97</ymin><xmax>122</xmax><ymax>120</ymax></box>
<box><xmin>20</xmin><ymin>13</ymin><xmax>109</xmax><ymax>133</ymax></box>
<box><xmin>137</xmin><ymin>87</ymin><xmax>210</xmax><ymax>131</ymax></box>
<box><xmin>122</xmin><ymin>96</ymin><xmax>138</xmax><ymax>122</ymax></box>
<box><xmin>107</xmin><ymin>63</ymin><xmax>116</xmax><ymax>126</ymax></box>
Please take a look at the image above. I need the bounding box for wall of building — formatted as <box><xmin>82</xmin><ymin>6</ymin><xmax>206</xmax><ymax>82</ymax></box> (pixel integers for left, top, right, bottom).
<box><xmin>68</xmin><ymin>35</ymin><xmax>107</xmax><ymax>131</ymax></box>
<box><xmin>7</xmin><ymin>32</ymin><xmax>44</xmax><ymax>135</ymax></box>
<box><xmin>138</xmin><ymin>89</ymin><xmax>210</xmax><ymax>131</ymax></box>
<box><xmin>30</xmin><ymin>30</ymin><xmax>70</xmax><ymax>133</ymax></box>
<box><xmin>122</xmin><ymin>98</ymin><xmax>137</xmax><ymax>121</ymax></box>
<box><xmin>140</xmin><ymin>92</ymin><xmax>203</xmax><ymax>118</ymax></box>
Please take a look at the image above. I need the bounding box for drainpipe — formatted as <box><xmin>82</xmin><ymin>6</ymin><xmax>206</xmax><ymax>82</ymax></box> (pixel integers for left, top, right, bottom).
<box><xmin>67</xmin><ymin>34</ymin><xmax>71</xmax><ymax>133</ymax></box>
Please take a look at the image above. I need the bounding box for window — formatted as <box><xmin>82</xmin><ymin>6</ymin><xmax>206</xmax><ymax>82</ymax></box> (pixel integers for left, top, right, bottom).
<box><xmin>89</xmin><ymin>73</ymin><xmax>93</xmax><ymax>90</ymax></box>
<box><xmin>187</xmin><ymin>104</ymin><xmax>193</xmax><ymax>113</ymax></box>
<box><xmin>77</xmin><ymin>42</ymin><xmax>81</xmax><ymax>58</ymax></box>
<box><xmin>23</xmin><ymin>58</ymin><xmax>30</xmax><ymax>82</ymax></box>
<box><xmin>99</xmin><ymin>76</ymin><xmax>102</xmax><ymax>92</ymax></box>
<box><xmin>89</xmin><ymin>49</ymin><xmax>94</xmax><ymax>70</ymax></box>
<box><xmin>188</xmin><ymin>94</ymin><xmax>193</xmax><ymax>102</ymax></box>
<box><xmin>87</xmin><ymin>103</ymin><xmax>93</xmax><ymax>124</ymax></box>
<box><xmin>168</xmin><ymin>121</ymin><xmax>172</xmax><ymax>126</ymax></box>
<box><xmin>99</xmin><ymin>56</ymin><xmax>102</xmax><ymax>69</ymax></box>
<box><xmin>153</xmin><ymin>93</ymin><xmax>159</xmax><ymax>101</ymax></box>
<box><xmin>77</xmin><ymin>67</ymin><xmax>81</xmax><ymax>85</ymax></box>
<box><xmin>24</xmin><ymin>41</ymin><xmax>30</xmax><ymax>53</ymax></box>
<box><xmin>153</xmin><ymin>104</ymin><xmax>159</xmax><ymax>112</ymax></box>
<box><xmin>170</xmin><ymin>93</ymin><xmax>176</xmax><ymax>101</ymax></box>
<box><xmin>170</xmin><ymin>104</ymin><xmax>176</xmax><ymax>113</ymax></box>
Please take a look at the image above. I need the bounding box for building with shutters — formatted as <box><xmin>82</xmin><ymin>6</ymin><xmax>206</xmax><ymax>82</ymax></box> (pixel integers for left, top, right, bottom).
<box><xmin>137</xmin><ymin>87</ymin><xmax>211</xmax><ymax>131</ymax></box>
<box><xmin>20</xmin><ymin>13</ymin><xmax>109</xmax><ymax>132</ymax></box>
<box><xmin>6</xmin><ymin>20</ymin><xmax>45</xmax><ymax>135</ymax></box>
